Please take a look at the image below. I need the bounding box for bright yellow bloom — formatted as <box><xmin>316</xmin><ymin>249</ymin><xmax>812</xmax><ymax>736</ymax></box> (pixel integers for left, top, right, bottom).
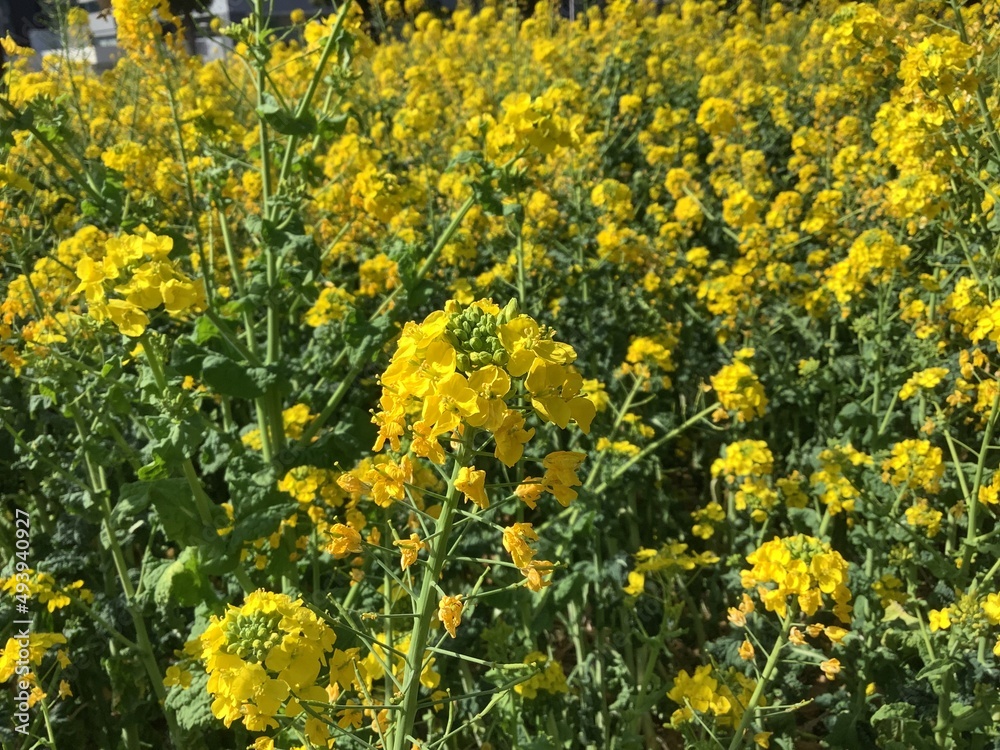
<box><xmin>455</xmin><ymin>467</ymin><xmax>489</xmax><ymax>509</ymax></box>
<box><xmin>514</xmin><ymin>651</ymin><xmax>569</xmax><ymax>699</ymax></box>
<box><xmin>106</xmin><ymin>299</ymin><xmax>149</xmax><ymax>337</ymax></box>
<box><xmin>393</xmin><ymin>534</ymin><xmax>427</xmax><ymax>571</ymax></box>
<box><xmin>929</xmin><ymin>607</ymin><xmax>952</xmax><ymax>632</ymax></box>
<box><xmin>325</xmin><ymin>524</ymin><xmax>362</xmax><ymax>558</ymax></box>
<box><xmin>438</xmin><ymin>595</ymin><xmax>464</xmax><ymax>638</ymax></box>
<box><xmin>899</xmin><ymin>368</ymin><xmax>949</xmax><ymax>401</ymax></box>
<box><xmin>199</xmin><ymin>591</ymin><xmax>336</xmax><ymax>735</ymax></box>
<box><xmin>498</xmin><ymin>315</ymin><xmax>576</xmax><ymax>378</ymax></box>
<box><xmin>711</xmin><ymin>361</ymin><xmax>768</xmax><ymax>422</ymax></box>
<box><xmin>164</xmin><ymin>665</ymin><xmax>192</xmax><ymax>689</ymax></box>
<box><xmin>502</xmin><ymin>523</ymin><xmax>539</xmax><ymax>570</ymax></box>
<box><xmin>882</xmin><ymin>439</ymin><xmax>944</xmax><ymax>493</ymax></box>
<box><xmin>743</xmin><ymin>535</ymin><xmax>851</xmax><ymax>623</ymax></box>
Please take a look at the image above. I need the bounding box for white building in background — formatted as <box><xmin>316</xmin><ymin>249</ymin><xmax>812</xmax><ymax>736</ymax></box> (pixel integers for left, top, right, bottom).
<box><xmin>26</xmin><ymin>0</ymin><xmax>323</xmax><ymax>69</ymax></box>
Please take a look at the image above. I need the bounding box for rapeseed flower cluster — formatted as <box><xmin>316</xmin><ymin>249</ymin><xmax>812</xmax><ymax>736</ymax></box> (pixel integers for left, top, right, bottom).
<box><xmin>513</xmin><ymin>651</ymin><xmax>569</xmax><ymax>699</ymax></box>
<box><xmin>74</xmin><ymin>231</ymin><xmax>206</xmax><ymax>337</ymax></box>
<box><xmin>373</xmin><ymin>299</ymin><xmax>592</xmax><ymax>466</ymax></box>
<box><xmin>198</xmin><ymin>591</ymin><xmax>336</xmax><ymax>741</ymax></box>
<box><xmin>881</xmin><ymin>439</ymin><xmax>945</xmax><ymax>494</ymax></box>
<box><xmin>666</xmin><ymin>664</ymin><xmax>756</xmax><ymax>728</ymax></box>
<box><xmin>742</xmin><ymin>535</ymin><xmax>852</xmax><ymax>623</ymax></box>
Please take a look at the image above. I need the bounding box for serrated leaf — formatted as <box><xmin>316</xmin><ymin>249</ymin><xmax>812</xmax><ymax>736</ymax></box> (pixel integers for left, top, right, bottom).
<box><xmin>342</xmin><ymin>315</ymin><xmax>393</xmax><ymax>369</ymax></box>
<box><xmin>165</xmin><ymin>668</ymin><xmax>214</xmax><ymax>731</ymax></box>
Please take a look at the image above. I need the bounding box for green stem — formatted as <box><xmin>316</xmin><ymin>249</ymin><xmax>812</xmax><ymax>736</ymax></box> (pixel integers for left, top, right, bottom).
<box><xmin>727</xmin><ymin>616</ymin><xmax>790</xmax><ymax>750</ymax></box>
<box><xmin>961</xmin><ymin>386</ymin><xmax>1000</xmax><ymax>584</ymax></box>
<box><xmin>516</xmin><ymin>230</ymin><xmax>527</xmax><ymax>310</ymax></box>
<box><xmin>250</xmin><ymin>0</ymin><xmax>286</xmax><ymax>455</ymax></box>
<box><xmin>389</xmin><ymin>433</ymin><xmax>472</xmax><ymax>750</ymax></box>
<box><xmin>215</xmin><ymin>194</ymin><xmax>277</xmax><ymax>457</ymax></box>
<box><xmin>234</xmin><ymin>566</ymin><xmax>256</xmax><ymax>594</ymax></box>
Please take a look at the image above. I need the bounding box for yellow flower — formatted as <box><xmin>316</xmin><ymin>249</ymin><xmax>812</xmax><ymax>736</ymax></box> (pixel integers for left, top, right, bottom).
<box><xmin>198</xmin><ymin>590</ymin><xmax>336</xmax><ymax>736</ymax></box>
<box><xmin>711</xmin><ymin>440</ymin><xmax>773</xmax><ymax>482</ymax></box>
<box><xmin>711</xmin><ymin>361</ymin><xmax>768</xmax><ymax>422</ymax></box>
<box><xmin>0</xmin><ymin>33</ymin><xmax>34</xmax><ymax>57</ymax></box>
<box><xmin>455</xmin><ymin>467</ymin><xmax>489</xmax><ymax>509</ymax></box>
<box><xmin>810</xmin><ymin>444</ymin><xmax>872</xmax><ymax>515</ymax></box>
<box><xmin>163</xmin><ymin>665</ymin><xmax>192</xmax><ymax>689</ymax></box>
<box><xmin>820</xmin><ymin>658</ymin><xmax>841</xmax><ymax>680</ymax></box>
<box><xmin>624</xmin><ymin>571</ymin><xmax>645</xmax><ymax>597</ymax></box>
<box><xmin>824</xmin><ymin>626</ymin><xmax>849</xmax><ymax>644</ymax></box>
<box><xmin>325</xmin><ymin>524</ymin><xmax>362</xmax><ymax>559</ymax></box>
<box><xmin>422</xmin><ymin>373</ymin><xmax>480</xmax><ymax>437</ymax></box>
<box><xmin>393</xmin><ymin>534</ymin><xmax>426</xmax><ymax>571</ymax></box>
<box><xmin>502</xmin><ymin>523</ymin><xmax>539</xmax><ymax>570</ymax></box>
<box><xmin>882</xmin><ymin>439</ymin><xmax>944</xmax><ymax>493</ymax></box>
<box><xmin>667</xmin><ymin>664</ymin><xmax>754</xmax><ymax>728</ymax></box>
<box><xmin>106</xmin><ymin>299</ymin><xmax>149</xmax><ymax>337</ymax></box>
<box><xmin>438</xmin><ymin>595</ymin><xmax>464</xmax><ymax>638</ymax></box>
<box><xmin>742</xmin><ymin>535</ymin><xmax>851</xmax><ymax>623</ymax></box>
<box><xmin>981</xmin><ymin>593</ymin><xmax>1000</xmax><ymax>625</ymax></box>
<box><xmin>514</xmin><ymin>651</ymin><xmax>568</xmax><ymax>699</ymax></box>
<box><xmin>929</xmin><ymin>607</ymin><xmax>952</xmax><ymax>632</ymax></box>
<box><xmin>493</xmin><ymin>409</ymin><xmax>535</xmax><ymax>467</ymax></box>
<box><xmin>540</xmin><ymin>451</ymin><xmax>586</xmax><ymax>506</ymax></box>
<box><xmin>738</xmin><ymin>640</ymin><xmax>755</xmax><ymax>661</ymax></box>
<box><xmin>899</xmin><ymin>368</ymin><xmax>949</xmax><ymax>401</ymax></box>
<box><xmin>498</xmin><ymin>315</ymin><xmax>575</xmax><ymax>378</ymax></box>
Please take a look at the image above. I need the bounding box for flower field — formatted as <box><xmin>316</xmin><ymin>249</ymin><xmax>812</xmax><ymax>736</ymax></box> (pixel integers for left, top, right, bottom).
<box><xmin>4</xmin><ymin>0</ymin><xmax>1000</xmax><ymax>746</ymax></box>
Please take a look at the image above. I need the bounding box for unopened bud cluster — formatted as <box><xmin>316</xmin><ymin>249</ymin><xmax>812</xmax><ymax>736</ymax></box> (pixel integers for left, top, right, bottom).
<box><xmin>222</xmin><ymin>610</ymin><xmax>284</xmax><ymax>663</ymax></box>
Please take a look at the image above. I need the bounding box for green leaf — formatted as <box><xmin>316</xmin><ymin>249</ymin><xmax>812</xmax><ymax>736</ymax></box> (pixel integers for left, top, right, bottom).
<box><xmin>226</xmin><ymin>453</ymin><xmax>296</xmax><ymax>545</ymax></box>
<box><xmin>951</xmin><ymin>703</ymin><xmax>991</xmax><ymax>733</ymax></box>
<box><xmin>256</xmin><ymin>94</ymin><xmax>317</xmax><ymax>136</ymax></box>
<box><xmin>881</xmin><ymin>601</ymin><xmax>920</xmax><ymax>627</ymax></box>
<box><xmin>343</xmin><ymin>315</ymin><xmax>393</xmax><ymax>369</ymax></box>
<box><xmin>130</xmin><ymin>478</ymin><xmax>204</xmax><ymax>546</ymax></box>
<box><xmin>871</xmin><ymin>702</ymin><xmax>916</xmax><ymax>723</ymax></box>
<box><xmin>317</xmin><ymin>112</ymin><xmax>350</xmax><ymax>138</ymax></box>
<box><xmin>165</xmin><ymin>668</ymin><xmax>214</xmax><ymax>731</ymax></box>
<box><xmin>199</xmin><ymin>430</ymin><xmax>235</xmax><ymax>475</ymax></box>
<box><xmin>192</xmin><ymin>315</ymin><xmax>220</xmax><ymax>345</ymax></box>
<box><xmin>137</xmin><ymin>454</ymin><xmax>169</xmax><ymax>482</ymax></box>
<box><xmin>153</xmin><ymin>547</ymin><xmax>209</xmax><ymax>608</ymax></box>
<box><xmin>915</xmin><ymin>657</ymin><xmax>951</xmax><ymax>683</ymax></box>
<box><xmin>201</xmin><ymin>354</ymin><xmax>265</xmax><ymax>399</ymax></box>
<box><xmin>113</xmin><ymin>479</ymin><xmax>167</xmax><ymax>526</ymax></box>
